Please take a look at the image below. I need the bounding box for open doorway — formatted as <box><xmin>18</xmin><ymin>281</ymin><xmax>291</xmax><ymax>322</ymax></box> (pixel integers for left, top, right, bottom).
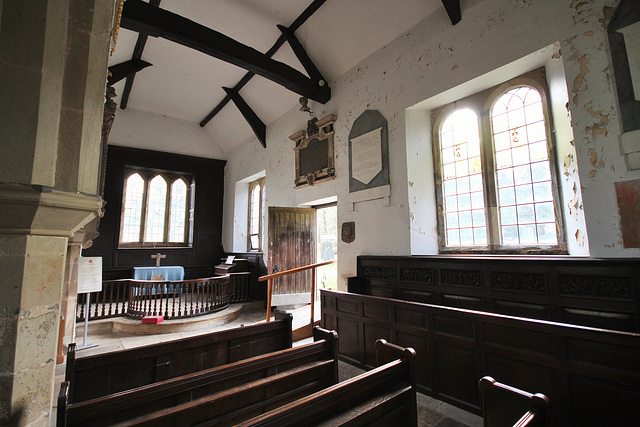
<box><xmin>316</xmin><ymin>204</ymin><xmax>337</xmax><ymax>290</ymax></box>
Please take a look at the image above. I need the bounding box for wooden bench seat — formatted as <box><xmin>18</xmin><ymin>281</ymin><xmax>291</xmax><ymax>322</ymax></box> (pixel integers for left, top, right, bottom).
<box><xmin>63</xmin><ymin>310</ymin><xmax>292</xmax><ymax>404</ymax></box>
<box><xmin>478</xmin><ymin>376</ymin><xmax>549</xmax><ymax>427</ymax></box>
<box><xmin>235</xmin><ymin>339</ymin><xmax>418</xmax><ymax>427</ymax></box>
<box><xmin>63</xmin><ymin>327</ymin><xmax>338</xmax><ymax>427</ymax></box>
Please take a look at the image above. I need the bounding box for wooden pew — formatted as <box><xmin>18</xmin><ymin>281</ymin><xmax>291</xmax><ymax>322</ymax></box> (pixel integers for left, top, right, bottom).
<box><xmin>235</xmin><ymin>339</ymin><xmax>418</xmax><ymax>427</ymax></box>
<box><xmin>64</xmin><ymin>310</ymin><xmax>292</xmax><ymax>403</ymax></box>
<box><xmin>478</xmin><ymin>376</ymin><xmax>549</xmax><ymax>427</ymax></box>
<box><xmin>74</xmin><ymin>327</ymin><xmax>338</xmax><ymax>427</ymax></box>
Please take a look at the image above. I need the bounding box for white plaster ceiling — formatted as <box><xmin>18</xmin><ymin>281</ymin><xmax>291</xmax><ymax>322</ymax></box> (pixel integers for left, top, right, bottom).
<box><xmin>108</xmin><ymin>0</ymin><xmax>444</xmax><ymax>156</ymax></box>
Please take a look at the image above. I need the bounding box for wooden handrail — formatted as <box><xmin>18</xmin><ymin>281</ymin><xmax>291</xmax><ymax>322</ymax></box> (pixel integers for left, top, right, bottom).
<box><xmin>259</xmin><ymin>259</ymin><xmax>336</xmax><ymax>282</ymax></box>
<box><xmin>260</xmin><ymin>259</ymin><xmax>336</xmax><ymax>323</ymax></box>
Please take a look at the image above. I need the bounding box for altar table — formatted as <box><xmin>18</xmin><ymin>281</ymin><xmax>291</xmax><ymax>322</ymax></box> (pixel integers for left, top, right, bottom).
<box><xmin>133</xmin><ymin>266</ymin><xmax>184</xmax><ymax>281</ymax></box>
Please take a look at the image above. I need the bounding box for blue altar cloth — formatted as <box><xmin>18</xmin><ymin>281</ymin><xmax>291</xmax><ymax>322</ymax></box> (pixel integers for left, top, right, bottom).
<box><xmin>133</xmin><ymin>266</ymin><xmax>184</xmax><ymax>281</ymax></box>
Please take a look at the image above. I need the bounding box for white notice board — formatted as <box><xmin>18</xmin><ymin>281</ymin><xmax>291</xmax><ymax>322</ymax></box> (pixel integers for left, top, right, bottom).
<box><xmin>78</xmin><ymin>257</ymin><xmax>102</xmax><ymax>294</ymax></box>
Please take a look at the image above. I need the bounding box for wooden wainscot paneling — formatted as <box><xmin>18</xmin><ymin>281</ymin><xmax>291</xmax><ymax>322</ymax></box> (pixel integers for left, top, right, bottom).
<box><xmin>434</xmin><ymin>341</ymin><xmax>480</xmax><ymax>408</ymax></box>
<box><xmin>321</xmin><ymin>289</ymin><xmax>640</xmax><ymax>426</ymax></box>
<box><xmin>350</xmin><ymin>255</ymin><xmax>640</xmax><ymax>333</ymax></box>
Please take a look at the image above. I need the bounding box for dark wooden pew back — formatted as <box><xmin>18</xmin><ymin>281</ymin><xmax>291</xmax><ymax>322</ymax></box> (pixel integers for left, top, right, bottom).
<box><xmin>97</xmin><ymin>327</ymin><xmax>339</xmax><ymax>427</ymax></box>
<box><xmin>479</xmin><ymin>376</ymin><xmax>549</xmax><ymax>427</ymax></box>
<box><xmin>321</xmin><ymin>289</ymin><xmax>640</xmax><ymax>426</ymax></box>
<box><xmin>235</xmin><ymin>339</ymin><xmax>418</xmax><ymax>427</ymax></box>
<box><xmin>65</xmin><ymin>310</ymin><xmax>292</xmax><ymax>403</ymax></box>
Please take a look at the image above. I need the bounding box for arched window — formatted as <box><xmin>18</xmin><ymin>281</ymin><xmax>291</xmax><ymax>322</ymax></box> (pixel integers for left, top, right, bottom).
<box><xmin>145</xmin><ymin>175</ymin><xmax>167</xmax><ymax>242</ymax></box>
<box><xmin>432</xmin><ymin>69</ymin><xmax>564</xmax><ymax>253</ymax></box>
<box><xmin>169</xmin><ymin>179</ymin><xmax>188</xmax><ymax>242</ymax></box>
<box><xmin>119</xmin><ymin>169</ymin><xmax>193</xmax><ymax>247</ymax></box>
<box><xmin>121</xmin><ymin>173</ymin><xmax>144</xmax><ymax>243</ymax></box>
<box><xmin>248</xmin><ymin>178</ymin><xmax>264</xmax><ymax>251</ymax></box>
<box><xmin>491</xmin><ymin>87</ymin><xmax>557</xmax><ymax>245</ymax></box>
<box><xmin>439</xmin><ymin>108</ymin><xmax>486</xmax><ymax>246</ymax></box>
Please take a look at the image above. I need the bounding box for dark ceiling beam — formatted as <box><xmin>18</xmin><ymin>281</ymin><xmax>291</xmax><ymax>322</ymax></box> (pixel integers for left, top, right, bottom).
<box><xmin>120</xmin><ymin>0</ymin><xmax>330</xmax><ymax>105</ymax></box>
<box><xmin>199</xmin><ymin>0</ymin><xmax>327</xmax><ymax>127</ymax></box>
<box><xmin>441</xmin><ymin>0</ymin><xmax>462</xmax><ymax>25</ymax></box>
<box><xmin>108</xmin><ymin>60</ymin><xmax>152</xmax><ymax>86</ymax></box>
<box><xmin>120</xmin><ymin>0</ymin><xmax>161</xmax><ymax>109</ymax></box>
<box><xmin>277</xmin><ymin>24</ymin><xmax>325</xmax><ymax>84</ymax></box>
<box><xmin>223</xmin><ymin>87</ymin><xmax>267</xmax><ymax>148</ymax></box>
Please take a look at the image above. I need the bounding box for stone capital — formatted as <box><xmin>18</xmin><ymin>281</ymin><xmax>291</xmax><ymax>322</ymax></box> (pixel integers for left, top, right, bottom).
<box><xmin>0</xmin><ymin>183</ymin><xmax>103</xmax><ymax>237</ymax></box>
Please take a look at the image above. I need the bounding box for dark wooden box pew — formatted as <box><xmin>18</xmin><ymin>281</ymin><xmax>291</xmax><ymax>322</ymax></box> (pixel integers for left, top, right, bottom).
<box><xmin>236</xmin><ymin>339</ymin><xmax>418</xmax><ymax>427</ymax></box>
<box><xmin>64</xmin><ymin>310</ymin><xmax>293</xmax><ymax>404</ymax></box>
<box><xmin>321</xmin><ymin>289</ymin><xmax>640</xmax><ymax>426</ymax></box>
<box><xmin>479</xmin><ymin>376</ymin><xmax>550</xmax><ymax>427</ymax></box>
<box><xmin>67</xmin><ymin>327</ymin><xmax>338</xmax><ymax>427</ymax></box>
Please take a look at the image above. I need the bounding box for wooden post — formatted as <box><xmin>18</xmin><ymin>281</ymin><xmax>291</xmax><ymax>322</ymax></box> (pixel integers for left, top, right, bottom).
<box><xmin>310</xmin><ymin>267</ymin><xmax>316</xmax><ymax>326</ymax></box>
<box><xmin>265</xmin><ymin>278</ymin><xmax>273</xmax><ymax>322</ymax></box>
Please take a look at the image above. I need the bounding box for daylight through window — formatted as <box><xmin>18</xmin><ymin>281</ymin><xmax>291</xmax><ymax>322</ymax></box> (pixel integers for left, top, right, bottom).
<box><xmin>120</xmin><ymin>169</ymin><xmax>192</xmax><ymax>247</ymax></box>
<box><xmin>432</xmin><ymin>69</ymin><xmax>564</xmax><ymax>253</ymax></box>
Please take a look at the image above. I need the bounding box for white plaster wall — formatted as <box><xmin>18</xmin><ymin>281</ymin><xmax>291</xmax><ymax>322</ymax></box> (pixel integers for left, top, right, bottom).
<box><xmin>223</xmin><ymin>0</ymin><xmax>639</xmax><ymax>289</ymax></box>
<box><xmin>108</xmin><ymin>107</ymin><xmax>227</xmax><ymax>160</ymax></box>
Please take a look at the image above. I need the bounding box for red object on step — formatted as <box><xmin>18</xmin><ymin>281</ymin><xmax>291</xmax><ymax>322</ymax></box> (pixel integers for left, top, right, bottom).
<box><xmin>142</xmin><ymin>316</ymin><xmax>164</xmax><ymax>324</ymax></box>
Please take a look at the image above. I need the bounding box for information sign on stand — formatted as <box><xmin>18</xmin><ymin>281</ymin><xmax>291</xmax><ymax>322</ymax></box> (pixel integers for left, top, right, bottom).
<box><xmin>76</xmin><ymin>257</ymin><xmax>102</xmax><ymax>351</ymax></box>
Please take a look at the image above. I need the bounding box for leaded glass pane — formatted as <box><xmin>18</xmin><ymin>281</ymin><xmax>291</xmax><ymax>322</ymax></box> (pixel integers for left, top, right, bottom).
<box><xmin>169</xmin><ymin>179</ymin><xmax>187</xmax><ymax>242</ymax></box>
<box><xmin>492</xmin><ymin>86</ymin><xmax>558</xmax><ymax>246</ymax></box>
<box><xmin>439</xmin><ymin>108</ymin><xmax>486</xmax><ymax>246</ymax></box>
<box><xmin>144</xmin><ymin>176</ymin><xmax>167</xmax><ymax>242</ymax></box>
<box><xmin>121</xmin><ymin>173</ymin><xmax>144</xmax><ymax>243</ymax></box>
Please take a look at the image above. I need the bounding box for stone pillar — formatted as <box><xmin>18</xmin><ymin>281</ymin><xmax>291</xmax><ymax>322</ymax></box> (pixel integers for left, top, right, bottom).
<box><xmin>0</xmin><ymin>1</ymin><xmax>115</xmax><ymax>424</ymax></box>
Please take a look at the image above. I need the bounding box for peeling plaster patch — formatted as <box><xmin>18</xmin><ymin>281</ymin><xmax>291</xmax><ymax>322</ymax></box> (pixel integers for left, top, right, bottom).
<box><xmin>569</xmin><ymin>51</ymin><xmax>590</xmax><ymax>105</ymax></box>
<box><xmin>583</xmin><ymin>30</ymin><xmax>594</xmax><ymax>37</ymax></box>
<box><xmin>585</xmin><ymin>107</ymin><xmax>611</xmax><ymax>139</ymax></box>
<box><xmin>575</xmin><ymin>229</ymin><xmax>585</xmax><ymax>246</ymax></box>
<box><xmin>563</xmin><ymin>154</ymin><xmax>575</xmax><ymax>177</ymax></box>
<box><xmin>588</xmin><ymin>147</ymin><xmax>605</xmax><ymax>168</ymax></box>
<box><xmin>568</xmin><ymin>195</ymin><xmax>581</xmax><ymax>221</ymax></box>
<box><xmin>599</xmin><ymin>6</ymin><xmax>616</xmax><ymax>28</ymax></box>
<box><xmin>451</xmin><ymin>65</ymin><xmax>458</xmax><ymax>71</ymax></box>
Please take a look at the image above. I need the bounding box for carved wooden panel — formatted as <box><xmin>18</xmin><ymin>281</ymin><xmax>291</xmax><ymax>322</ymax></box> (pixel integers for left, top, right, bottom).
<box><xmin>491</xmin><ymin>271</ymin><xmax>547</xmax><ymax>293</ymax></box>
<box><xmin>559</xmin><ymin>275</ymin><xmax>633</xmax><ymax>299</ymax></box>
<box><xmin>354</xmin><ymin>255</ymin><xmax>640</xmax><ymax>332</ymax></box>
<box><xmin>400</xmin><ymin>267</ymin><xmax>434</xmax><ymax>283</ymax></box>
<box><xmin>440</xmin><ymin>269</ymin><xmax>482</xmax><ymax>288</ymax></box>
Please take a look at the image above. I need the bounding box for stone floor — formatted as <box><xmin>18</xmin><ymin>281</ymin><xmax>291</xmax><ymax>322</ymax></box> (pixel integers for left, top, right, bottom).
<box><xmin>55</xmin><ymin>301</ymin><xmax>482</xmax><ymax>426</ymax></box>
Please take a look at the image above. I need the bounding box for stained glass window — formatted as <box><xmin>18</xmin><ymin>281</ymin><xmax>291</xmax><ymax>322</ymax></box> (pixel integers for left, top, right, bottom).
<box><xmin>491</xmin><ymin>87</ymin><xmax>557</xmax><ymax>245</ymax></box>
<box><xmin>119</xmin><ymin>169</ymin><xmax>192</xmax><ymax>247</ymax></box>
<box><xmin>248</xmin><ymin>178</ymin><xmax>264</xmax><ymax>250</ymax></box>
<box><xmin>121</xmin><ymin>173</ymin><xmax>144</xmax><ymax>243</ymax></box>
<box><xmin>439</xmin><ymin>108</ymin><xmax>487</xmax><ymax>246</ymax></box>
<box><xmin>169</xmin><ymin>179</ymin><xmax>187</xmax><ymax>242</ymax></box>
<box><xmin>144</xmin><ymin>175</ymin><xmax>167</xmax><ymax>242</ymax></box>
<box><xmin>432</xmin><ymin>70</ymin><xmax>564</xmax><ymax>252</ymax></box>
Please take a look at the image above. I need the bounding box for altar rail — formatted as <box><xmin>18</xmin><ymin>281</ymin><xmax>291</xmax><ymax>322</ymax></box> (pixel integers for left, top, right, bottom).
<box><xmin>76</xmin><ymin>275</ymin><xmax>232</xmax><ymax>321</ymax></box>
<box><xmin>127</xmin><ymin>275</ymin><xmax>230</xmax><ymax>319</ymax></box>
<box><xmin>349</xmin><ymin>255</ymin><xmax>640</xmax><ymax>333</ymax></box>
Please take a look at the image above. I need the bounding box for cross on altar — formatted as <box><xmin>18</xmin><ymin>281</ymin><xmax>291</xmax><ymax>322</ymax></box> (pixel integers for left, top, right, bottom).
<box><xmin>151</xmin><ymin>252</ymin><xmax>166</xmax><ymax>267</ymax></box>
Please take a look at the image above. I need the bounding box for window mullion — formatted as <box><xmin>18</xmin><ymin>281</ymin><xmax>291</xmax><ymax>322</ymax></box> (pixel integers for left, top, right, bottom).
<box><xmin>140</xmin><ymin>177</ymin><xmax>150</xmax><ymax>243</ymax></box>
<box><xmin>164</xmin><ymin>177</ymin><xmax>172</xmax><ymax>243</ymax></box>
<box><xmin>479</xmin><ymin>110</ymin><xmax>500</xmax><ymax>249</ymax></box>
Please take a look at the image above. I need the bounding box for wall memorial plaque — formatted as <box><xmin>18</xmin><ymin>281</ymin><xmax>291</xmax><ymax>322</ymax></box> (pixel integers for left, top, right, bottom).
<box><xmin>608</xmin><ymin>0</ymin><xmax>640</xmax><ymax>170</ymax></box>
<box><xmin>348</xmin><ymin>110</ymin><xmax>390</xmax><ymax>210</ymax></box>
<box><xmin>289</xmin><ymin>114</ymin><xmax>337</xmax><ymax>188</ymax></box>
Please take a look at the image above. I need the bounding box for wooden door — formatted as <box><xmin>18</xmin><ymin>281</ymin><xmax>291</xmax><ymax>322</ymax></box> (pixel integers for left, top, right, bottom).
<box><xmin>268</xmin><ymin>207</ymin><xmax>316</xmax><ymax>299</ymax></box>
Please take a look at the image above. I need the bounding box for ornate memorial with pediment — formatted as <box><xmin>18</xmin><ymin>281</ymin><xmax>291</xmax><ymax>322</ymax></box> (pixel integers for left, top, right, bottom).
<box><xmin>289</xmin><ymin>114</ymin><xmax>337</xmax><ymax>188</ymax></box>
